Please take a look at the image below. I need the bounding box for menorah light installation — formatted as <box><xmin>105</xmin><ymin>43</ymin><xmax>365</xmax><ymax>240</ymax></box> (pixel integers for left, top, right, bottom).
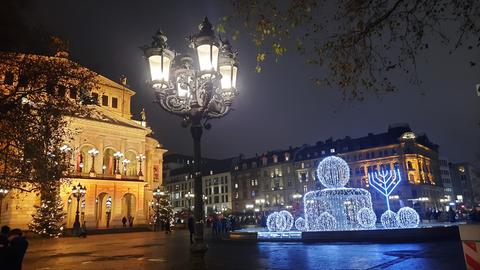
<box><xmin>368</xmin><ymin>168</ymin><xmax>401</xmax><ymax>211</ymax></box>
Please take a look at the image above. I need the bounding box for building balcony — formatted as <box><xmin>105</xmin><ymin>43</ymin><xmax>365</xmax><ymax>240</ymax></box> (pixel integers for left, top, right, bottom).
<box><xmin>67</xmin><ymin>172</ymin><xmax>144</xmax><ymax>182</ymax></box>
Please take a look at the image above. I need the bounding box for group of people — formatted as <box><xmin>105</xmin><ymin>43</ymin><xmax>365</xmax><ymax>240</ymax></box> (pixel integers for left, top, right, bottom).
<box><xmin>0</xmin><ymin>226</ymin><xmax>29</xmax><ymax>270</ymax></box>
<box><xmin>425</xmin><ymin>208</ymin><xmax>480</xmax><ymax>223</ymax></box>
<box><xmin>121</xmin><ymin>216</ymin><xmax>135</xmax><ymax>228</ymax></box>
<box><xmin>207</xmin><ymin>216</ymin><xmax>236</xmax><ymax>238</ymax></box>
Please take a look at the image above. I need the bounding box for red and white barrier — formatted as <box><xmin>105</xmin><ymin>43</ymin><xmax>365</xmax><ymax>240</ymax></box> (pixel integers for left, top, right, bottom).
<box><xmin>459</xmin><ymin>225</ymin><xmax>480</xmax><ymax>270</ymax></box>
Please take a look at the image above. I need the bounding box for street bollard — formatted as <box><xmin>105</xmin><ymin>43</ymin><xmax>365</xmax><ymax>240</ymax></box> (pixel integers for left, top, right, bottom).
<box><xmin>459</xmin><ymin>224</ymin><xmax>480</xmax><ymax>270</ymax></box>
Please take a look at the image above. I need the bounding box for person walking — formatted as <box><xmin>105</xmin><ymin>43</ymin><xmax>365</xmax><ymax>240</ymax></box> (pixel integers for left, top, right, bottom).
<box><xmin>128</xmin><ymin>216</ymin><xmax>134</xmax><ymax>227</ymax></box>
<box><xmin>188</xmin><ymin>215</ymin><xmax>195</xmax><ymax>244</ymax></box>
<box><xmin>0</xmin><ymin>226</ymin><xmax>10</xmax><ymax>265</ymax></box>
<box><xmin>6</xmin><ymin>228</ymin><xmax>28</xmax><ymax>270</ymax></box>
<box><xmin>122</xmin><ymin>217</ymin><xmax>127</xmax><ymax>228</ymax></box>
<box><xmin>165</xmin><ymin>219</ymin><xmax>171</xmax><ymax>234</ymax></box>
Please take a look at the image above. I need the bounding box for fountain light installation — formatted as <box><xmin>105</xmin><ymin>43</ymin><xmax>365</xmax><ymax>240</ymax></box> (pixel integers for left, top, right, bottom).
<box><xmin>302</xmin><ymin>156</ymin><xmax>376</xmax><ymax>231</ymax></box>
<box><xmin>266</xmin><ymin>155</ymin><xmax>420</xmax><ymax>232</ymax></box>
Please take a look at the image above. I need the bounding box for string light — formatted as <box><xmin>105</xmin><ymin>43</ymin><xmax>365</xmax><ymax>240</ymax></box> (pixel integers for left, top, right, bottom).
<box><xmin>381</xmin><ymin>210</ymin><xmax>398</xmax><ymax>229</ymax></box>
<box><xmin>368</xmin><ymin>168</ymin><xmax>401</xmax><ymax>211</ymax></box>
<box><xmin>396</xmin><ymin>207</ymin><xmax>419</xmax><ymax>228</ymax></box>
<box><xmin>316</xmin><ymin>156</ymin><xmax>350</xmax><ymax>188</ymax></box>
<box><xmin>295</xmin><ymin>217</ymin><xmax>306</xmax><ymax>231</ymax></box>
<box><xmin>279</xmin><ymin>210</ymin><xmax>294</xmax><ymax>231</ymax></box>
<box><xmin>267</xmin><ymin>212</ymin><xmax>279</xmax><ymax>232</ymax></box>
<box><xmin>357</xmin><ymin>207</ymin><xmax>377</xmax><ymax>229</ymax></box>
<box><xmin>318</xmin><ymin>212</ymin><xmax>336</xmax><ymax>231</ymax></box>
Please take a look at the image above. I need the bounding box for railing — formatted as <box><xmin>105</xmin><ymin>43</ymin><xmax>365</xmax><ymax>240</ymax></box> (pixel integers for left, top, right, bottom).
<box><xmin>67</xmin><ymin>172</ymin><xmax>143</xmax><ymax>182</ymax></box>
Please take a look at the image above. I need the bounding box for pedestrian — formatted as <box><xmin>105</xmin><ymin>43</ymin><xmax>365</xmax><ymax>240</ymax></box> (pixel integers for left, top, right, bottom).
<box><xmin>0</xmin><ymin>225</ymin><xmax>10</xmax><ymax>265</ymax></box>
<box><xmin>188</xmin><ymin>215</ymin><xmax>195</xmax><ymax>244</ymax></box>
<box><xmin>6</xmin><ymin>228</ymin><xmax>28</xmax><ymax>270</ymax></box>
<box><xmin>165</xmin><ymin>219</ymin><xmax>171</xmax><ymax>234</ymax></box>
<box><xmin>122</xmin><ymin>216</ymin><xmax>127</xmax><ymax>228</ymax></box>
<box><xmin>128</xmin><ymin>216</ymin><xmax>134</xmax><ymax>227</ymax></box>
<box><xmin>211</xmin><ymin>217</ymin><xmax>218</xmax><ymax>236</ymax></box>
<box><xmin>79</xmin><ymin>221</ymin><xmax>87</xmax><ymax>238</ymax></box>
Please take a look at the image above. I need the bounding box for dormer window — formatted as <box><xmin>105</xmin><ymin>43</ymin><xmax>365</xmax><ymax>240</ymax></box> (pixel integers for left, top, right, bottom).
<box><xmin>112</xmin><ymin>97</ymin><xmax>118</xmax><ymax>108</ymax></box>
<box><xmin>261</xmin><ymin>156</ymin><xmax>268</xmax><ymax>166</ymax></box>
<box><xmin>272</xmin><ymin>155</ymin><xmax>278</xmax><ymax>163</ymax></box>
<box><xmin>284</xmin><ymin>153</ymin><xmax>290</xmax><ymax>161</ymax></box>
<box><xmin>102</xmin><ymin>95</ymin><xmax>109</xmax><ymax>106</ymax></box>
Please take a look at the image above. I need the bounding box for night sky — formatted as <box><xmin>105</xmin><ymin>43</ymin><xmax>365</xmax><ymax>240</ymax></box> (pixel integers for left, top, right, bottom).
<box><xmin>23</xmin><ymin>0</ymin><xmax>480</xmax><ymax>164</ymax></box>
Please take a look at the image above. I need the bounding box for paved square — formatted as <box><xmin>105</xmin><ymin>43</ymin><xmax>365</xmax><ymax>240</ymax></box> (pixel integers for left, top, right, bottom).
<box><xmin>23</xmin><ymin>231</ymin><xmax>466</xmax><ymax>269</ymax></box>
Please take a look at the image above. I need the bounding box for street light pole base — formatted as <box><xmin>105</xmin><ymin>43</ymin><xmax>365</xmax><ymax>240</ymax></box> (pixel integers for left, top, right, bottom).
<box><xmin>190</xmin><ymin>242</ymin><xmax>208</xmax><ymax>254</ymax></box>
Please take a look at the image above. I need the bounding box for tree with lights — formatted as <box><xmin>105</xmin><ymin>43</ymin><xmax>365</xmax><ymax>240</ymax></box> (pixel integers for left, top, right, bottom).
<box><xmin>150</xmin><ymin>194</ymin><xmax>174</xmax><ymax>231</ymax></box>
<box><xmin>28</xmin><ymin>188</ymin><xmax>66</xmax><ymax>238</ymax></box>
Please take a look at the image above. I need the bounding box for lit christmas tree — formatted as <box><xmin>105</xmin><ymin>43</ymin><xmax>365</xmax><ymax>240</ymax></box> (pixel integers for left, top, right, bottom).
<box><xmin>29</xmin><ymin>191</ymin><xmax>66</xmax><ymax>238</ymax></box>
<box><xmin>158</xmin><ymin>194</ymin><xmax>174</xmax><ymax>228</ymax></box>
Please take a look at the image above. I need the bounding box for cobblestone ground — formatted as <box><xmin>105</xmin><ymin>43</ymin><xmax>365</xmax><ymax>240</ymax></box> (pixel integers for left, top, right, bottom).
<box><xmin>23</xmin><ymin>230</ymin><xmax>465</xmax><ymax>270</ymax></box>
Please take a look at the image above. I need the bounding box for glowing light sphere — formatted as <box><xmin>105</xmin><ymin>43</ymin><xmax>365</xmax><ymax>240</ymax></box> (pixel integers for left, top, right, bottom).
<box><xmin>279</xmin><ymin>210</ymin><xmax>294</xmax><ymax>231</ymax></box>
<box><xmin>357</xmin><ymin>207</ymin><xmax>377</xmax><ymax>229</ymax></box>
<box><xmin>317</xmin><ymin>156</ymin><xmax>350</xmax><ymax>188</ymax></box>
<box><xmin>275</xmin><ymin>212</ymin><xmax>288</xmax><ymax>231</ymax></box>
<box><xmin>396</xmin><ymin>207</ymin><xmax>420</xmax><ymax>228</ymax></box>
<box><xmin>295</xmin><ymin>217</ymin><xmax>306</xmax><ymax>231</ymax></box>
<box><xmin>267</xmin><ymin>212</ymin><xmax>279</xmax><ymax>232</ymax></box>
<box><xmin>381</xmin><ymin>210</ymin><xmax>398</xmax><ymax>229</ymax></box>
<box><xmin>318</xmin><ymin>212</ymin><xmax>337</xmax><ymax>231</ymax></box>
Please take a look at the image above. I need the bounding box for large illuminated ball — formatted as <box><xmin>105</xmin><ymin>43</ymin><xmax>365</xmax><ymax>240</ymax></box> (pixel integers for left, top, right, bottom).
<box><xmin>295</xmin><ymin>217</ymin><xmax>306</xmax><ymax>231</ymax></box>
<box><xmin>381</xmin><ymin>210</ymin><xmax>398</xmax><ymax>229</ymax></box>
<box><xmin>267</xmin><ymin>212</ymin><xmax>279</xmax><ymax>232</ymax></box>
<box><xmin>317</xmin><ymin>156</ymin><xmax>350</xmax><ymax>188</ymax></box>
<box><xmin>357</xmin><ymin>207</ymin><xmax>377</xmax><ymax>229</ymax></box>
<box><xmin>319</xmin><ymin>212</ymin><xmax>337</xmax><ymax>231</ymax></box>
<box><xmin>279</xmin><ymin>210</ymin><xmax>294</xmax><ymax>231</ymax></box>
<box><xmin>396</xmin><ymin>207</ymin><xmax>420</xmax><ymax>228</ymax></box>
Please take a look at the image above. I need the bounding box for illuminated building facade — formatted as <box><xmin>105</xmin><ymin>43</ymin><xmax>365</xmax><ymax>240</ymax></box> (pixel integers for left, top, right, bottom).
<box><xmin>0</xmin><ymin>53</ymin><xmax>166</xmax><ymax>229</ymax></box>
<box><xmin>163</xmin><ymin>154</ymin><xmax>233</xmax><ymax>215</ymax></box>
<box><xmin>232</xmin><ymin>125</ymin><xmax>445</xmax><ymax>216</ymax></box>
<box><xmin>450</xmin><ymin>162</ymin><xmax>479</xmax><ymax>208</ymax></box>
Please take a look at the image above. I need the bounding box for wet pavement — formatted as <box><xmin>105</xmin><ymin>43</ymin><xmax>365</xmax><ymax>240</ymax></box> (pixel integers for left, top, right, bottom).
<box><xmin>23</xmin><ymin>231</ymin><xmax>466</xmax><ymax>270</ymax></box>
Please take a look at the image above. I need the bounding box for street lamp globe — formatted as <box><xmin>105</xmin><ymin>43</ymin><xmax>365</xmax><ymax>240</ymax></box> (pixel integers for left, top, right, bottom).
<box><xmin>218</xmin><ymin>40</ymin><xmax>238</xmax><ymax>100</ymax></box>
<box><xmin>190</xmin><ymin>17</ymin><xmax>220</xmax><ymax>73</ymax></box>
<box><xmin>144</xmin><ymin>31</ymin><xmax>175</xmax><ymax>89</ymax></box>
<box><xmin>72</xmin><ymin>183</ymin><xmax>86</xmax><ymax>198</ymax></box>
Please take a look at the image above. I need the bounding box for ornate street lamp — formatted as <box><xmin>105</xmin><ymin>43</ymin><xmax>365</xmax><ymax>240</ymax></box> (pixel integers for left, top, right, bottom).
<box><xmin>0</xmin><ymin>188</ymin><xmax>9</xmax><ymax>224</ymax></box>
<box><xmin>185</xmin><ymin>191</ymin><xmax>195</xmax><ymax>213</ymax></box>
<box><xmin>142</xmin><ymin>17</ymin><xmax>239</xmax><ymax>253</ymax></box>
<box><xmin>113</xmin><ymin>151</ymin><xmax>124</xmax><ymax>174</ymax></box>
<box><xmin>88</xmin><ymin>148</ymin><xmax>99</xmax><ymax>173</ymax></box>
<box><xmin>136</xmin><ymin>154</ymin><xmax>146</xmax><ymax>176</ymax></box>
<box><xmin>71</xmin><ymin>183</ymin><xmax>86</xmax><ymax>235</ymax></box>
<box><xmin>122</xmin><ymin>159</ymin><xmax>131</xmax><ymax>176</ymax></box>
<box><xmin>105</xmin><ymin>196</ymin><xmax>112</xmax><ymax>228</ymax></box>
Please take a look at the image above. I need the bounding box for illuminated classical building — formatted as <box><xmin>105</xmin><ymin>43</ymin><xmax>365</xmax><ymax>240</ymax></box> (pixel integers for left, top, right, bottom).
<box><xmin>0</xmin><ymin>53</ymin><xmax>166</xmax><ymax>229</ymax></box>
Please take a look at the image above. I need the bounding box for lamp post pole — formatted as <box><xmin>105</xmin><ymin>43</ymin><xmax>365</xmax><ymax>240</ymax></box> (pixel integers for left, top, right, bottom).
<box><xmin>137</xmin><ymin>154</ymin><xmax>146</xmax><ymax>176</ymax></box>
<box><xmin>142</xmin><ymin>17</ymin><xmax>239</xmax><ymax>254</ymax></box>
<box><xmin>88</xmin><ymin>148</ymin><xmax>99</xmax><ymax>173</ymax></box>
<box><xmin>72</xmin><ymin>183</ymin><xmax>86</xmax><ymax>236</ymax></box>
